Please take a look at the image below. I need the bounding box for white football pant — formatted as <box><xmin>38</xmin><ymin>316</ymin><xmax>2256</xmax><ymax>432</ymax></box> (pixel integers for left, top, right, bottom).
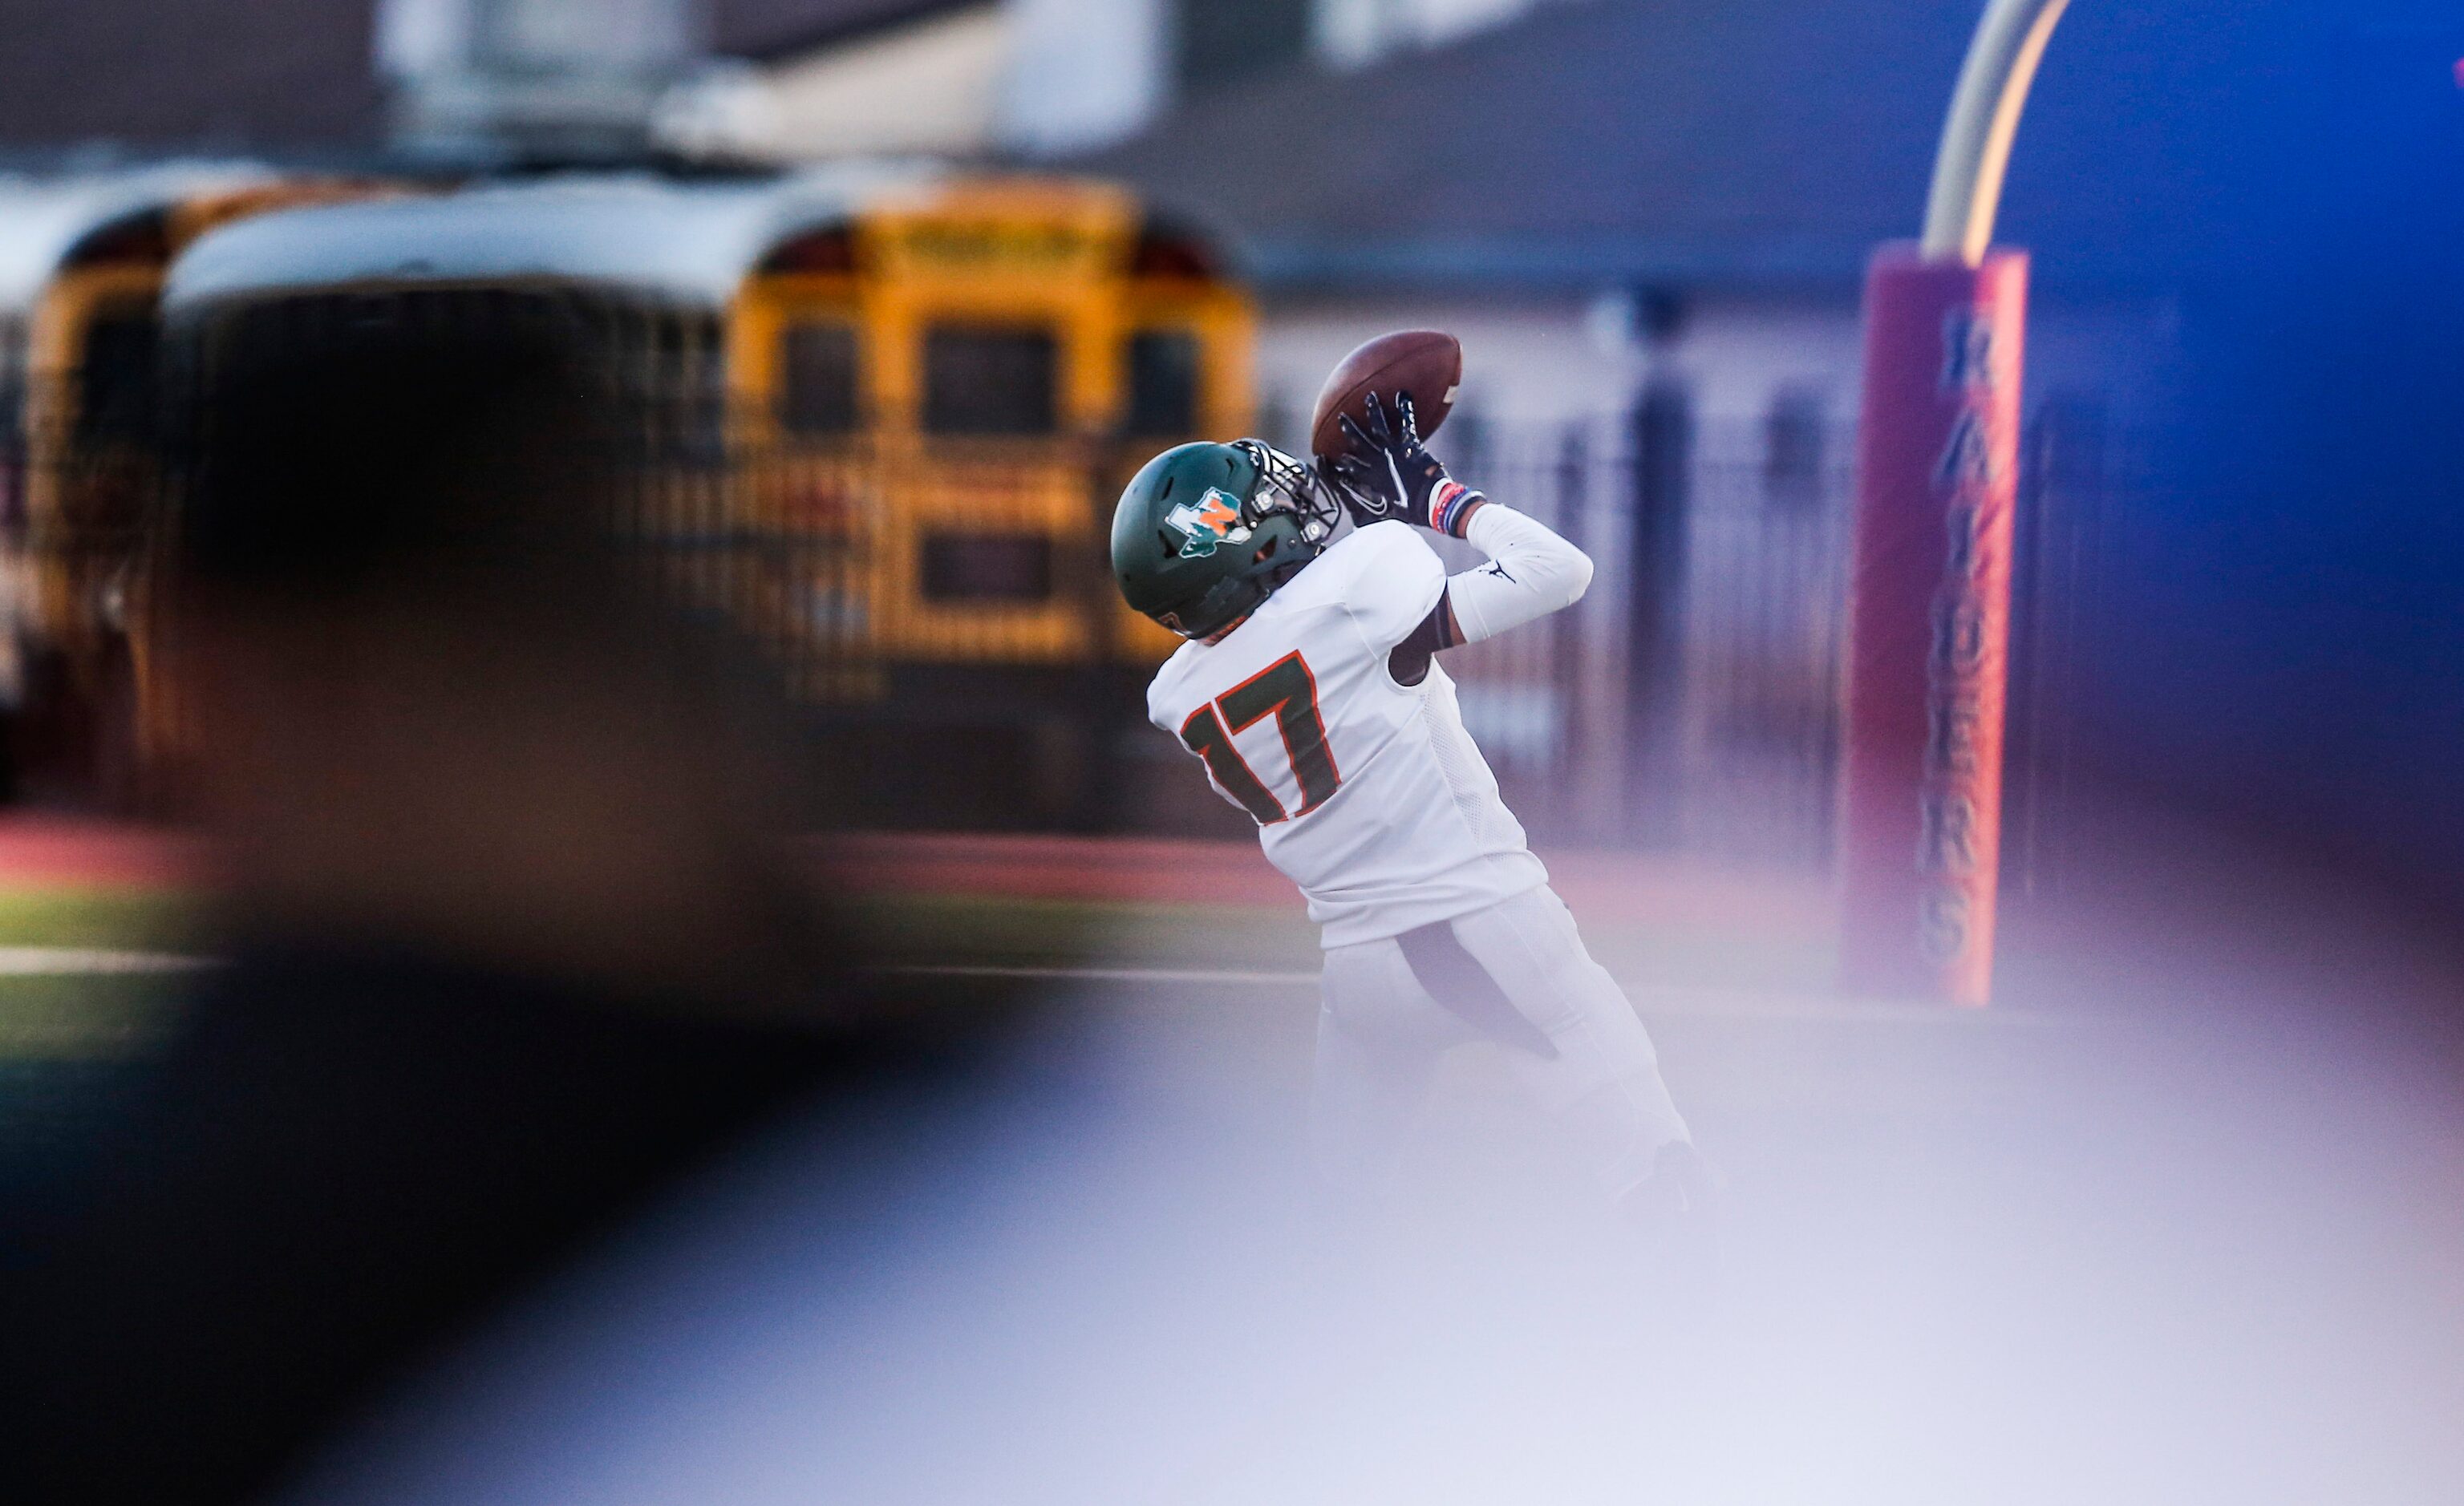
<box><xmin>1313</xmin><ymin>885</ymin><xmax>1690</xmax><ymax>1200</ymax></box>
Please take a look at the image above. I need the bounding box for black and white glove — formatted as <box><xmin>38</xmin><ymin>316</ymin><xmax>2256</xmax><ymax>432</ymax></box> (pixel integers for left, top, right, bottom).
<box><xmin>1324</xmin><ymin>392</ymin><xmax>1485</xmax><ymax>538</ymax></box>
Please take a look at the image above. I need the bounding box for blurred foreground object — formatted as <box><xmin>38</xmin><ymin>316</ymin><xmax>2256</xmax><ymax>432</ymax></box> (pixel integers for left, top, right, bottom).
<box><xmin>0</xmin><ymin>307</ymin><xmax>963</xmax><ymax>1504</ymax></box>
<box><xmin>0</xmin><ymin>164</ymin><xmax>394</xmax><ymax>811</ymax></box>
<box><xmin>278</xmin><ymin>806</ymin><xmax>2464</xmax><ymax>1506</ymax></box>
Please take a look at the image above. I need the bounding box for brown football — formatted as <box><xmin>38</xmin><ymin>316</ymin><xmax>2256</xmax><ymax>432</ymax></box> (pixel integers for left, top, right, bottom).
<box><xmin>1309</xmin><ymin>330</ymin><xmax>1463</xmax><ymax>460</ymax></box>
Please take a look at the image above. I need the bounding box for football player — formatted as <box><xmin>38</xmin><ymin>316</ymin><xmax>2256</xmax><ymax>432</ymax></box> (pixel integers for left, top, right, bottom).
<box><xmin>1110</xmin><ymin>395</ymin><xmax>1704</xmax><ymax>1214</ymax></box>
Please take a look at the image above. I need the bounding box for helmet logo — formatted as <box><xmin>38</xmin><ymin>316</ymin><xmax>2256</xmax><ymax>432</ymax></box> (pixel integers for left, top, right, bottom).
<box><xmin>1165</xmin><ymin>488</ymin><xmax>1252</xmax><ymax>559</ymax></box>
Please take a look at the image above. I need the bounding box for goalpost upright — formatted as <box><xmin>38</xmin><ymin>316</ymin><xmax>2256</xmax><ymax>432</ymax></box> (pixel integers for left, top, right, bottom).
<box><xmin>1838</xmin><ymin>0</ymin><xmax>2070</xmax><ymax>1005</ymax></box>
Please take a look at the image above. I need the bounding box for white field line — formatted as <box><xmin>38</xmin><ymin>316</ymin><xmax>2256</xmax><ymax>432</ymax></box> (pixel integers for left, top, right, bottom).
<box><xmin>0</xmin><ymin>946</ymin><xmax>217</xmax><ymax>976</ymax></box>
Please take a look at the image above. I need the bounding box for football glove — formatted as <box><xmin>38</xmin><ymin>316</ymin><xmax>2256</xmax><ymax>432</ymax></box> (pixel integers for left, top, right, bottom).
<box><xmin>1326</xmin><ymin>392</ymin><xmax>1485</xmax><ymax>537</ymax></box>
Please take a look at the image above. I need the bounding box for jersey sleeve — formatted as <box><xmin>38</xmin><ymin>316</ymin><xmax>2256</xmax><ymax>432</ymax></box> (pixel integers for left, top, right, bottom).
<box><xmin>1333</xmin><ymin>520</ymin><xmax>1448</xmax><ymax>650</ymax></box>
<box><xmin>1443</xmin><ymin>502</ymin><xmax>1595</xmax><ymax>645</ymax></box>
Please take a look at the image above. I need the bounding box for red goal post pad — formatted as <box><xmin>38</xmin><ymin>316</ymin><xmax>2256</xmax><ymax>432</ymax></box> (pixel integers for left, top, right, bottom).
<box><xmin>1838</xmin><ymin>245</ymin><xmax>2028</xmax><ymax>1006</ymax></box>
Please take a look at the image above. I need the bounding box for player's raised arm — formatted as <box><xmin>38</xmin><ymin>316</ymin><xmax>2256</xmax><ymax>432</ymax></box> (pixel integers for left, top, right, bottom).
<box><xmin>1442</xmin><ymin>500</ymin><xmax>1593</xmax><ymax>643</ymax></box>
<box><xmin>1323</xmin><ymin>392</ymin><xmax>1593</xmax><ymax>682</ymax></box>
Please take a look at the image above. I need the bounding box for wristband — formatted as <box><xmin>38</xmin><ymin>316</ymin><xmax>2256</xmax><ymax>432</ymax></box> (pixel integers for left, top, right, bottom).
<box><xmin>1429</xmin><ymin>480</ymin><xmax>1485</xmax><ymax>538</ymax></box>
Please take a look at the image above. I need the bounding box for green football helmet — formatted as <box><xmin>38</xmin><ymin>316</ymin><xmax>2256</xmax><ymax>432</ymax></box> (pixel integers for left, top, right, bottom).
<box><xmin>1111</xmin><ymin>439</ymin><xmax>1340</xmax><ymax>639</ymax></box>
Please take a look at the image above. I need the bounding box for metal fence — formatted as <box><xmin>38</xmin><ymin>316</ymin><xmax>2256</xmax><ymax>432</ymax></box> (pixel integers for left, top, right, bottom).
<box><xmin>1424</xmin><ymin>400</ymin><xmax>2120</xmax><ymax>882</ymax></box>
<box><xmin>1429</xmin><ymin>415</ymin><xmax>1853</xmax><ymax>872</ymax></box>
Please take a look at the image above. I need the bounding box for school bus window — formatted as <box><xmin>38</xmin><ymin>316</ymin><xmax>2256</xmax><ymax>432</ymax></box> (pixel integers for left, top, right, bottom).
<box><xmin>0</xmin><ymin>321</ymin><xmax>22</xmax><ymax>537</ymax></box>
<box><xmin>0</xmin><ymin>319</ymin><xmax>26</xmax><ymax>439</ymax></box>
<box><xmin>1126</xmin><ymin>330</ymin><xmax>1200</xmax><ymax>436</ymax></box>
<box><xmin>76</xmin><ymin>310</ymin><xmax>160</xmax><ymax>444</ymax></box>
<box><xmin>1129</xmin><ymin>225</ymin><xmax>1219</xmax><ymax>280</ymax></box>
<box><xmin>780</xmin><ymin>322</ymin><xmax>859</xmax><ymax>436</ymax></box>
<box><xmin>920</xmin><ymin>532</ymin><xmax>1053</xmax><ymax>602</ymax></box>
<box><xmin>65</xmin><ymin>210</ymin><xmax>172</xmax><ymax>272</ymax></box>
<box><xmin>650</xmin><ymin>314</ymin><xmax>726</xmax><ymax>463</ymax></box>
<box><xmin>759</xmin><ymin>226</ymin><xmax>856</xmax><ymax>277</ymax></box>
<box><xmin>923</xmin><ymin>326</ymin><xmax>1056</xmax><ymax>436</ymax></box>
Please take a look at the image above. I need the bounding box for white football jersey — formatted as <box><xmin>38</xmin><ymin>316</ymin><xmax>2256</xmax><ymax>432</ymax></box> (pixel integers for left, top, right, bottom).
<box><xmin>1146</xmin><ymin>521</ymin><xmax>1548</xmax><ymax>947</ymax></box>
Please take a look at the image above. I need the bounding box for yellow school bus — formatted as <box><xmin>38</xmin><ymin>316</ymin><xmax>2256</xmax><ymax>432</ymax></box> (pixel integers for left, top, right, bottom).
<box><xmin>737</xmin><ymin>175</ymin><xmax>1252</xmax><ymax>672</ymax></box>
<box><xmin>0</xmin><ymin>165</ymin><xmax>390</xmax><ymax>802</ymax></box>
<box><xmin>157</xmin><ymin>168</ymin><xmax>1251</xmax><ymax>820</ymax></box>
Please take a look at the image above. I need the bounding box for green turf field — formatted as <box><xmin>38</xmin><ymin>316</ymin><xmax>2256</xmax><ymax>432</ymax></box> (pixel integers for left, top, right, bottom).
<box><xmin>0</xmin><ymin>887</ymin><xmax>201</xmax><ymax>952</ymax></box>
<box><xmin>0</xmin><ymin>888</ymin><xmax>205</xmax><ymax>1061</ymax></box>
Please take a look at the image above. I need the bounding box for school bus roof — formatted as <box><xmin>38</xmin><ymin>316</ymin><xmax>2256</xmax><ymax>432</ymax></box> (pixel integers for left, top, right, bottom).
<box><xmin>163</xmin><ymin>165</ymin><xmax>960</xmax><ymax>314</ymax></box>
<box><xmin>0</xmin><ymin>160</ymin><xmax>278</xmax><ymax>314</ymax></box>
